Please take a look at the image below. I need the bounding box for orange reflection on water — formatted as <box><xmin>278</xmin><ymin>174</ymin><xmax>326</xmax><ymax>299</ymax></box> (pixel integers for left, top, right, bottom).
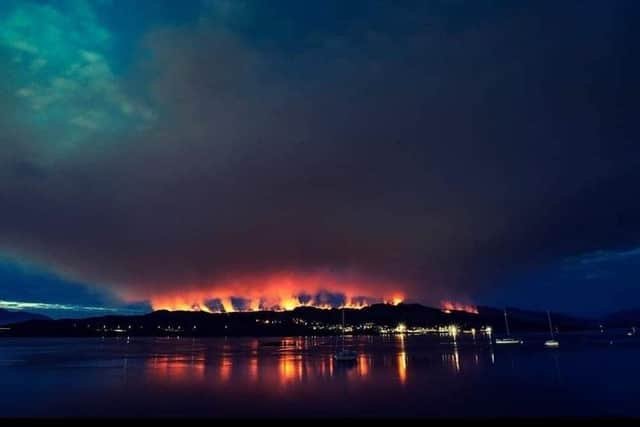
<box><xmin>396</xmin><ymin>335</ymin><xmax>407</xmax><ymax>384</ymax></box>
<box><xmin>249</xmin><ymin>356</ymin><xmax>259</xmax><ymax>382</ymax></box>
<box><xmin>220</xmin><ymin>357</ymin><xmax>232</xmax><ymax>382</ymax></box>
<box><xmin>397</xmin><ymin>353</ymin><xmax>407</xmax><ymax>384</ymax></box>
<box><xmin>249</xmin><ymin>339</ymin><xmax>259</xmax><ymax>382</ymax></box>
<box><xmin>147</xmin><ymin>353</ymin><xmax>205</xmax><ymax>382</ymax></box>
<box><xmin>220</xmin><ymin>342</ymin><xmax>232</xmax><ymax>382</ymax></box>
<box><xmin>329</xmin><ymin>354</ymin><xmax>334</xmax><ymax>377</ymax></box>
<box><xmin>279</xmin><ymin>354</ymin><xmax>304</xmax><ymax>384</ymax></box>
<box><xmin>319</xmin><ymin>356</ymin><xmax>335</xmax><ymax>378</ymax></box>
<box><xmin>357</xmin><ymin>354</ymin><xmax>370</xmax><ymax>377</ymax></box>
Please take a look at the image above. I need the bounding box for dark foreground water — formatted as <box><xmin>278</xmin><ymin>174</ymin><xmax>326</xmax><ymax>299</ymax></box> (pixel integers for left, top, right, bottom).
<box><xmin>0</xmin><ymin>332</ymin><xmax>638</xmax><ymax>417</ymax></box>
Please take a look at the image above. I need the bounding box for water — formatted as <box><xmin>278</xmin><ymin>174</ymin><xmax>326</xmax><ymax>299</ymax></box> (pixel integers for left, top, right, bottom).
<box><xmin>0</xmin><ymin>333</ymin><xmax>638</xmax><ymax>417</ymax></box>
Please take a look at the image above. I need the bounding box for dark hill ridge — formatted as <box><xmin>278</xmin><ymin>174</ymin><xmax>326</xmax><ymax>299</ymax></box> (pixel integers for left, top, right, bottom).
<box><xmin>0</xmin><ymin>308</ymin><xmax>50</xmax><ymax>326</ymax></box>
<box><xmin>476</xmin><ymin>306</ymin><xmax>600</xmax><ymax>333</ymax></box>
<box><xmin>603</xmin><ymin>309</ymin><xmax>640</xmax><ymax>328</ymax></box>
<box><xmin>0</xmin><ymin>303</ymin><xmax>604</xmax><ymax>337</ymax></box>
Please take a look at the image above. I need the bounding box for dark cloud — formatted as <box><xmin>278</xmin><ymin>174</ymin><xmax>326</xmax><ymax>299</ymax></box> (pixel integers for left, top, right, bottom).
<box><xmin>0</xmin><ymin>1</ymin><xmax>639</xmax><ymax>309</ymax></box>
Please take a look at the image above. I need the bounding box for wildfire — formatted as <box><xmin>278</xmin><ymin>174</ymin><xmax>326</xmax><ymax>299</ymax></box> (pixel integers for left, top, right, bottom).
<box><xmin>440</xmin><ymin>300</ymin><xmax>479</xmax><ymax>314</ymax></box>
<box><xmin>141</xmin><ymin>271</ymin><xmax>407</xmax><ymax>313</ymax></box>
<box><xmin>391</xmin><ymin>295</ymin><xmax>404</xmax><ymax>306</ymax></box>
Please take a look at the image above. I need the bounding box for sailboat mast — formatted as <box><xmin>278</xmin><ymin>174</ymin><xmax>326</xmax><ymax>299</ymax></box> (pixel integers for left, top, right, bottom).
<box><xmin>341</xmin><ymin>309</ymin><xmax>345</xmax><ymax>349</ymax></box>
<box><xmin>547</xmin><ymin>310</ymin><xmax>554</xmax><ymax>339</ymax></box>
<box><xmin>504</xmin><ymin>309</ymin><xmax>510</xmax><ymax>336</ymax></box>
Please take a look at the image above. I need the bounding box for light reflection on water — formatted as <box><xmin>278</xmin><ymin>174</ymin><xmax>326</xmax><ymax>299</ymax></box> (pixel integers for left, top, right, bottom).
<box><xmin>2</xmin><ymin>333</ymin><xmax>640</xmax><ymax>417</ymax></box>
<box><xmin>396</xmin><ymin>334</ymin><xmax>407</xmax><ymax>384</ymax></box>
<box><xmin>138</xmin><ymin>335</ymin><xmax>489</xmax><ymax>387</ymax></box>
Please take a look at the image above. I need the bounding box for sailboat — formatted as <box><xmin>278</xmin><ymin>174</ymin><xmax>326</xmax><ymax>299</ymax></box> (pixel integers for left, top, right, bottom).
<box><xmin>334</xmin><ymin>309</ymin><xmax>358</xmax><ymax>362</ymax></box>
<box><xmin>544</xmin><ymin>310</ymin><xmax>560</xmax><ymax>348</ymax></box>
<box><xmin>495</xmin><ymin>308</ymin><xmax>523</xmax><ymax>344</ymax></box>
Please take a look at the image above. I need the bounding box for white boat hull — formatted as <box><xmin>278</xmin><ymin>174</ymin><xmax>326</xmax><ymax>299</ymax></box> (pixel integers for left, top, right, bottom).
<box><xmin>544</xmin><ymin>339</ymin><xmax>560</xmax><ymax>348</ymax></box>
<box><xmin>495</xmin><ymin>338</ymin><xmax>523</xmax><ymax>345</ymax></box>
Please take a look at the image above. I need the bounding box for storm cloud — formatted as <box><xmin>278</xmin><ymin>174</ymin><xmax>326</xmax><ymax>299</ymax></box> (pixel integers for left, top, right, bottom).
<box><xmin>0</xmin><ymin>0</ymin><xmax>639</xmax><ymax>310</ymax></box>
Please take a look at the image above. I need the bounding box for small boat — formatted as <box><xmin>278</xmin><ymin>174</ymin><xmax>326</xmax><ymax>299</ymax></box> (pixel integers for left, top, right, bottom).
<box><xmin>496</xmin><ymin>337</ymin><xmax>523</xmax><ymax>345</ymax></box>
<box><xmin>544</xmin><ymin>310</ymin><xmax>560</xmax><ymax>348</ymax></box>
<box><xmin>495</xmin><ymin>308</ymin><xmax>523</xmax><ymax>345</ymax></box>
<box><xmin>627</xmin><ymin>327</ymin><xmax>637</xmax><ymax>337</ymax></box>
<box><xmin>334</xmin><ymin>348</ymin><xmax>358</xmax><ymax>361</ymax></box>
<box><xmin>334</xmin><ymin>310</ymin><xmax>357</xmax><ymax>362</ymax></box>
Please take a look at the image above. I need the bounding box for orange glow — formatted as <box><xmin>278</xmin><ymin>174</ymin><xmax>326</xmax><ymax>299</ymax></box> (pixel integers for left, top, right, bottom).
<box><xmin>220</xmin><ymin>343</ymin><xmax>232</xmax><ymax>382</ymax></box>
<box><xmin>440</xmin><ymin>300</ymin><xmax>479</xmax><ymax>314</ymax></box>
<box><xmin>357</xmin><ymin>354</ymin><xmax>370</xmax><ymax>377</ymax></box>
<box><xmin>396</xmin><ymin>334</ymin><xmax>407</xmax><ymax>384</ymax></box>
<box><xmin>220</xmin><ymin>298</ymin><xmax>235</xmax><ymax>313</ymax></box>
<box><xmin>146</xmin><ymin>353</ymin><xmax>205</xmax><ymax>382</ymax></box>
<box><xmin>141</xmin><ymin>271</ymin><xmax>408</xmax><ymax>313</ymax></box>
<box><xmin>388</xmin><ymin>294</ymin><xmax>404</xmax><ymax>306</ymax></box>
<box><xmin>249</xmin><ymin>357</ymin><xmax>258</xmax><ymax>382</ymax></box>
<box><xmin>279</xmin><ymin>355</ymin><xmax>303</xmax><ymax>384</ymax></box>
<box><xmin>220</xmin><ymin>358</ymin><xmax>232</xmax><ymax>382</ymax></box>
<box><xmin>329</xmin><ymin>354</ymin><xmax>334</xmax><ymax>377</ymax></box>
<box><xmin>281</xmin><ymin>296</ymin><xmax>299</xmax><ymax>312</ymax></box>
<box><xmin>249</xmin><ymin>339</ymin><xmax>259</xmax><ymax>382</ymax></box>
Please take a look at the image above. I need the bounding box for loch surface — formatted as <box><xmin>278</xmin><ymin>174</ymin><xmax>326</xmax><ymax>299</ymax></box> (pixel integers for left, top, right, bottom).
<box><xmin>0</xmin><ymin>333</ymin><xmax>638</xmax><ymax>417</ymax></box>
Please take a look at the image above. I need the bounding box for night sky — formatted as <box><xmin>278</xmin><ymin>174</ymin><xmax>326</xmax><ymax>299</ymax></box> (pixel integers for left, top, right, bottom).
<box><xmin>1</xmin><ymin>0</ymin><xmax>639</xmax><ymax>318</ymax></box>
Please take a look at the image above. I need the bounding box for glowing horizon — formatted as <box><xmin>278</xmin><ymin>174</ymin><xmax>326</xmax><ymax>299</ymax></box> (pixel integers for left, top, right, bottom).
<box><xmin>140</xmin><ymin>271</ymin><xmax>407</xmax><ymax>313</ymax></box>
<box><xmin>0</xmin><ymin>299</ymin><xmax>143</xmax><ymax>314</ymax></box>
